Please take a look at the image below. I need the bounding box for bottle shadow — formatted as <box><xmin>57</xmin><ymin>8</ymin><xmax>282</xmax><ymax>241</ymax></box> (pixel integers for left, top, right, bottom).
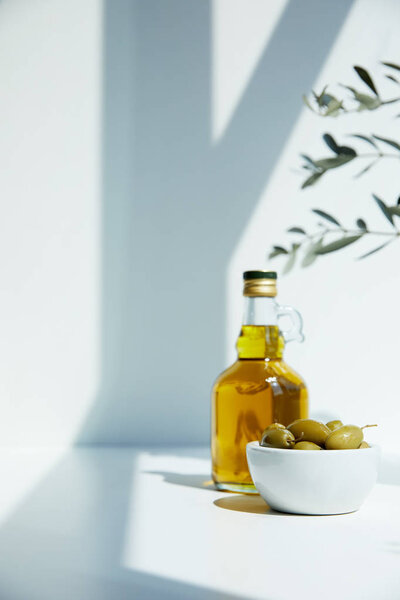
<box><xmin>144</xmin><ymin>470</ymin><xmax>275</xmax><ymax>514</ymax></box>
<box><xmin>145</xmin><ymin>469</ymin><xmax>353</xmax><ymax>517</ymax></box>
<box><xmin>144</xmin><ymin>470</ymin><xmax>216</xmax><ymax>491</ymax></box>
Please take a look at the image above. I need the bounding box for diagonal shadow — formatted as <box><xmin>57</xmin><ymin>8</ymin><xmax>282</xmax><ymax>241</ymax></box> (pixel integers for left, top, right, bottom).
<box><xmin>0</xmin><ymin>449</ymin><xmax>248</xmax><ymax>600</ymax></box>
<box><xmin>77</xmin><ymin>0</ymin><xmax>354</xmax><ymax>447</ymax></box>
<box><xmin>0</xmin><ymin>1</ymin><xmax>354</xmax><ymax>598</ymax></box>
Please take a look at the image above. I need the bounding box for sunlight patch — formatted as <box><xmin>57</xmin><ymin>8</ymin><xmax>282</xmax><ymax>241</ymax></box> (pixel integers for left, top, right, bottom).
<box><xmin>212</xmin><ymin>0</ymin><xmax>288</xmax><ymax>142</ymax></box>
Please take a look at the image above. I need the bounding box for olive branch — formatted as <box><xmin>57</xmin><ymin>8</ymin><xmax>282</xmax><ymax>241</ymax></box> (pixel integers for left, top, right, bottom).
<box><xmin>269</xmin><ymin>62</ymin><xmax>400</xmax><ymax>273</ymax></box>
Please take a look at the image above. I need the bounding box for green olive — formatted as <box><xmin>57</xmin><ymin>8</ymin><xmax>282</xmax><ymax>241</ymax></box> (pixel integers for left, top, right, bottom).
<box><xmin>326</xmin><ymin>420</ymin><xmax>343</xmax><ymax>431</ymax></box>
<box><xmin>293</xmin><ymin>441</ymin><xmax>322</xmax><ymax>450</ymax></box>
<box><xmin>325</xmin><ymin>425</ymin><xmax>363</xmax><ymax>450</ymax></box>
<box><xmin>359</xmin><ymin>441</ymin><xmax>370</xmax><ymax>449</ymax></box>
<box><xmin>262</xmin><ymin>423</ymin><xmax>286</xmax><ymax>433</ymax></box>
<box><xmin>260</xmin><ymin>428</ymin><xmax>295</xmax><ymax>449</ymax></box>
<box><xmin>287</xmin><ymin>419</ymin><xmax>330</xmax><ymax>446</ymax></box>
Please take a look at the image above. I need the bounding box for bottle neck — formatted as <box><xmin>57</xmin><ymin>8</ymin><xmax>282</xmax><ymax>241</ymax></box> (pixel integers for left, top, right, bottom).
<box><xmin>237</xmin><ymin>296</ymin><xmax>284</xmax><ymax>360</ymax></box>
<box><xmin>242</xmin><ymin>296</ymin><xmax>278</xmax><ymax>325</ymax></box>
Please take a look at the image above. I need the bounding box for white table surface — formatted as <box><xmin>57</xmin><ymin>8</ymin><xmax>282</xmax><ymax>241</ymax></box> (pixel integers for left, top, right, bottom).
<box><xmin>0</xmin><ymin>446</ymin><xmax>398</xmax><ymax>600</ymax></box>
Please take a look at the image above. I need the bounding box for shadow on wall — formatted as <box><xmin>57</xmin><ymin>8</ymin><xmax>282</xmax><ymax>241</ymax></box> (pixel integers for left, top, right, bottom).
<box><xmin>75</xmin><ymin>0</ymin><xmax>354</xmax><ymax>446</ymax></box>
<box><xmin>0</xmin><ymin>2</ymin><xmax>358</xmax><ymax>599</ymax></box>
<box><xmin>74</xmin><ymin>0</ymin><xmax>354</xmax><ymax>446</ymax></box>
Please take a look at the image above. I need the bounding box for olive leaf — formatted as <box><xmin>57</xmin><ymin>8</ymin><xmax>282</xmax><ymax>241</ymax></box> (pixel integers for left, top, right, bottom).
<box><xmin>303</xmin><ymin>90</ymin><xmax>343</xmax><ymax>117</ymax></box>
<box><xmin>272</xmin><ymin>60</ymin><xmax>400</xmax><ymax>273</ymax></box>
<box><xmin>313</xmin><ymin>86</ymin><xmax>328</xmax><ymax>107</ymax></box>
<box><xmin>268</xmin><ymin>246</ymin><xmax>288</xmax><ymax>259</ymax></box>
<box><xmin>382</xmin><ymin>97</ymin><xmax>400</xmax><ymax>105</ymax></box>
<box><xmin>356</xmin><ymin>218</ymin><xmax>368</xmax><ymax>231</ymax></box>
<box><xmin>301</xmin><ymin>155</ymin><xmax>356</xmax><ymax>187</ymax></box>
<box><xmin>287</xmin><ymin>227</ymin><xmax>306</xmax><ymax>234</ymax></box>
<box><xmin>282</xmin><ymin>244</ymin><xmax>300</xmax><ymax>274</ymax></box>
<box><xmin>357</xmin><ymin>240</ymin><xmax>393</xmax><ymax>260</ymax></box>
<box><xmin>349</xmin><ymin>134</ymin><xmax>378</xmax><ymax>149</ymax></box>
<box><xmin>373</xmin><ymin>194</ymin><xmax>395</xmax><ymax>225</ymax></box>
<box><xmin>389</xmin><ymin>205</ymin><xmax>400</xmax><ymax>217</ymax></box>
<box><xmin>343</xmin><ymin>86</ymin><xmax>382</xmax><ymax>110</ymax></box>
<box><xmin>372</xmin><ymin>135</ymin><xmax>400</xmax><ymax>151</ymax></box>
<box><xmin>355</xmin><ymin>94</ymin><xmax>381</xmax><ymax>111</ymax></box>
<box><xmin>320</xmin><ymin>94</ymin><xmax>334</xmax><ymax>106</ymax></box>
<box><xmin>301</xmin><ymin>154</ymin><xmax>317</xmax><ymax>170</ymax></box>
<box><xmin>354</xmin><ymin>66</ymin><xmax>379</xmax><ymax>96</ymax></box>
<box><xmin>324</xmin><ymin>98</ymin><xmax>343</xmax><ymax>117</ymax></box>
<box><xmin>301</xmin><ymin>172</ymin><xmax>323</xmax><ymax>189</ymax></box>
<box><xmin>339</xmin><ymin>146</ymin><xmax>357</xmax><ymax>157</ymax></box>
<box><xmin>316</xmin><ymin>235</ymin><xmax>362</xmax><ymax>255</ymax></box>
<box><xmin>302</xmin><ymin>94</ymin><xmax>316</xmax><ymax>112</ymax></box>
<box><xmin>354</xmin><ymin>159</ymin><xmax>378</xmax><ymax>178</ymax></box>
<box><xmin>323</xmin><ymin>133</ymin><xmax>356</xmax><ymax>156</ymax></box>
<box><xmin>312</xmin><ymin>209</ymin><xmax>341</xmax><ymax>226</ymax></box>
<box><xmin>323</xmin><ymin>133</ymin><xmax>340</xmax><ymax>153</ymax></box>
<box><xmin>313</xmin><ymin>155</ymin><xmax>355</xmax><ymax>169</ymax></box>
<box><xmin>301</xmin><ymin>238</ymin><xmax>324</xmax><ymax>267</ymax></box>
<box><xmin>382</xmin><ymin>62</ymin><xmax>400</xmax><ymax>71</ymax></box>
<box><xmin>312</xmin><ymin>87</ymin><xmax>340</xmax><ymax>111</ymax></box>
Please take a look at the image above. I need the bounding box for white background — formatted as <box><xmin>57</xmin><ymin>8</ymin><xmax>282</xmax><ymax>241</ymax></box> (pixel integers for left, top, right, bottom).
<box><xmin>228</xmin><ymin>0</ymin><xmax>400</xmax><ymax>452</ymax></box>
<box><xmin>0</xmin><ymin>0</ymin><xmax>101</xmax><ymax>445</ymax></box>
<box><xmin>0</xmin><ymin>0</ymin><xmax>398</xmax><ymax>449</ymax></box>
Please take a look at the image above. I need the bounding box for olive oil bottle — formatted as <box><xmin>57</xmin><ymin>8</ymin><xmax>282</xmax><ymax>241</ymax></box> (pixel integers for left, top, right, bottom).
<box><xmin>211</xmin><ymin>271</ymin><xmax>308</xmax><ymax>493</ymax></box>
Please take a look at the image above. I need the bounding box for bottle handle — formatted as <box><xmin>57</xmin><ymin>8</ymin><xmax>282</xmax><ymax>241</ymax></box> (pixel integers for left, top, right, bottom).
<box><xmin>276</xmin><ymin>305</ymin><xmax>304</xmax><ymax>344</ymax></box>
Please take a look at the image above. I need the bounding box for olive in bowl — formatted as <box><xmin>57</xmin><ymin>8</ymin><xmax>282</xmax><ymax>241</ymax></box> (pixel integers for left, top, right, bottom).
<box><xmin>247</xmin><ymin>439</ymin><xmax>379</xmax><ymax>515</ymax></box>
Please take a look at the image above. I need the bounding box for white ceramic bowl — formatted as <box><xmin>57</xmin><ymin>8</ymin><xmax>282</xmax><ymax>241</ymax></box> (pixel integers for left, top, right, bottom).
<box><xmin>246</xmin><ymin>441</ymin><xmax>380</xmax><ymax>515</ymax></box>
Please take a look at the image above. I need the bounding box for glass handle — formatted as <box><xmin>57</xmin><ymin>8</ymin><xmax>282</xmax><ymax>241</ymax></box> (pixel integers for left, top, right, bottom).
<box><xmin>277</xmin><ymin>305</ymin><xmax>304</xmax><ymax>343</ymax></box>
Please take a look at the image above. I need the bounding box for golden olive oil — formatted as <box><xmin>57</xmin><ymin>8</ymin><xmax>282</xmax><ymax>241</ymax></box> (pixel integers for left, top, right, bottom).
<box><xmin>211</xmin><ymin>325</ymin><xmax>308</xmax><ymax>493</ymax></box>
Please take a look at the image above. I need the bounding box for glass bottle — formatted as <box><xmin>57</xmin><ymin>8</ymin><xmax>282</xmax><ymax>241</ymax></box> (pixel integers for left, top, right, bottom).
<box><xmin>211</xmin><ymin>271</ymin><xmax>308</xmax><ymax>493</ymax></box>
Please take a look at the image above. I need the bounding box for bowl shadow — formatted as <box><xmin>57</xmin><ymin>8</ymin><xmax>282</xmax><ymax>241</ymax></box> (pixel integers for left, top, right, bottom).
<box><xmin>213</xmin><ymin>494</ymin><xmax>348</xmax><ymax>517</ymax></box>
<box><xmin>213</xmin><ymin>495</ymin><xmax>271</xmax><ymax>514</ymax></box>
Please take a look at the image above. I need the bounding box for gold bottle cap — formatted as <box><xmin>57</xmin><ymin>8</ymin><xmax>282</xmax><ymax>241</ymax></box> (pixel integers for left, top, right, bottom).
<box><xmin>243</xmin><ymin>270</ymin><xmax>277</xmax><ymax>297</ymax></box>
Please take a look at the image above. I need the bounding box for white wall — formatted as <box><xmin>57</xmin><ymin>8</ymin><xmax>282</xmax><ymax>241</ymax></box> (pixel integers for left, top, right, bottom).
<box><xmin>229</xmin><ymin>0</ymin><xmax>400</xmax><ymax>453</ymax></box>
<box><xmin>76</xmin><ymin>0</ymin><xmax>352</xmax><ymax>446</ymax></box>
<box><xmin>0</xmin><ymin>0</ymin><xmax>102</xmax><ymax>444</ymax></box>
<box><xmin>3</xmin><ymin>0</ymin><xmax>395</xmax><ymax>448</ymax></box>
